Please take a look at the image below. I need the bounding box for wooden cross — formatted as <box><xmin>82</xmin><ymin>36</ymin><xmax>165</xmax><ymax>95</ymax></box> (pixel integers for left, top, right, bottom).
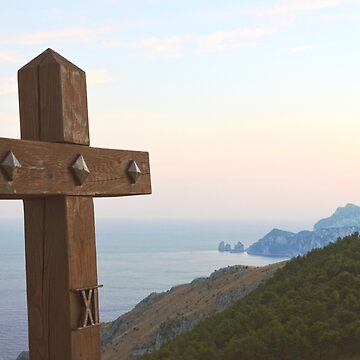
<box><xmin>3</xmin><ymin>49</ymin><xmax>151</xmax><ymax>359</ymax></box>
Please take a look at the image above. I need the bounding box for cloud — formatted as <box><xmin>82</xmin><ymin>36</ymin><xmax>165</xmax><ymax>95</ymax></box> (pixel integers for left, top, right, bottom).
<box><xmin>105</xmin><ymin>24</ymin><xmax>283</xmax><ymax>55</ymax></box>
<box><xmin>0</xmin><ymin>113</ymin><xmax>17</xmax><ymax>122</ymax></box>
<box><xmin>106</xmin><ymin>0</ymin><xmax>349</xmax><ymax>56</ymax></box>
<box><xmin>288</xmin><ymin>46</ymin><xmax>309</xmax><ymax>53</ymax></box>
<box><xmin>201</xmin><ymin>26</ymin><xmax>280</xmax><ymax>52</ymax></box>
<box><xmin>320</xmin><ymin>13</ymin><xmax>360</xmax><ymax>21</ymax></box>
<box><xmin>259</xmin><ymin>0</ymin><xmax>351</xmax><ymax>17</ymax></box>
<box><xmin>87</xmin><ymin>69</ymin><xmax>115</xmax><ymax>84</ymax></box>
<box><xmin>0</xmin><ymin>79</ymin><xmax>17</xmax><ymax>96</ymax></box>
<box><xmin>0</xmin><ymin>26</ymin><xmax>113</xmax><ymax>46</ymax></box>
<box><xmin>146</xmin><ymin>0</ymin><xmax>351</xmax><ymax>57</ymax></box>
<box><xmin>105</xmin><ymin>36</ymin><xmax>192</xmax><ymax>56</ymax></box>
<box><xmin>6</xmin><ymin>0</ymin><xmax>346</xmax><ymax>57</ymax></box>
<box><xmin>137</xmin><ymin>35</ymin><xmax>193</xmax><ymax>56</ymax></box>
<box><xmin>0</xmin><ymin>51</ymin><xmax>19</xmax><ymax>63</ymax></box>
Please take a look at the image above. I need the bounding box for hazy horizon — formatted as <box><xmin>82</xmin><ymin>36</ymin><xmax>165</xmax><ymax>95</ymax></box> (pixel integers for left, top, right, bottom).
<box><xmin>0</xmin><ymin>208</ymin><xmax>347</xmax><ymax>235</ymax></box>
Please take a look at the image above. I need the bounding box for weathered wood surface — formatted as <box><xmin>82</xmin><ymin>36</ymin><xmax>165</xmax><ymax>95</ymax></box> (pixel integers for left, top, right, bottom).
<box><xmin>18</xmin><ymin>48</ymin><xmax>90</xmax><ymax>145</ymax></box>
<box><xmin>19</xmin><ymin>49</ymin><xmax>102</xmax><ymax>360</ymax></box>
<box><xmin>24</xmin><ymin>197</ymin><xmax>101</xmax><ymax>359</ymax></box>
<box><xmin>0</xmin><ymin>137</ymin><xmax>150</xmax><ymax>198</ymax></box>
<box><xmin>65</xmin><ymin>197</ymin><xmax>101</xmax><ymax>358</ymax></box>
<box><xmin>23</xmin><ymin>198</ymin><xmax>72</xmax><ymax>359</ymax></box>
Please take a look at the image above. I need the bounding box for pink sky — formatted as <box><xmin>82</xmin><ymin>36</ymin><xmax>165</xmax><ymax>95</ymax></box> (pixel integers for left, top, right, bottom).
<box><xmin>0</xmin><ymin>0</ymin><xmax>359</xmax><ymax>222</ymax></box>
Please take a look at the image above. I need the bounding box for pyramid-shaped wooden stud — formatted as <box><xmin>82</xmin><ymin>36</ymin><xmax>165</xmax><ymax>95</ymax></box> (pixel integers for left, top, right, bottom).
<box><xmin>127</xmin><ymin>160</ymin><xmax>141</xmax><ymax>183</ymax></box>
<box><xmin>71</xmin><ymin>154</ymin><xmax>90</xmax><ymax>185</ymax></box>
<box><xmin>1</xmin><ymin>151</ymin><xmax>21</xmax><ymax>181</ymax></box>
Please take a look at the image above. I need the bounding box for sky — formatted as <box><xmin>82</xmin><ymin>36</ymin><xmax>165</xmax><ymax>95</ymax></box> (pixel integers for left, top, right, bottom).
<box><xmin>0</xmin><ymin>0</ymin><xmax>360</xmax><ymax>223</ymax></box>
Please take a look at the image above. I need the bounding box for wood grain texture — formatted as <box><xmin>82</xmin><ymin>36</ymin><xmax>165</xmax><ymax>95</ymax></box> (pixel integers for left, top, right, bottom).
<box><xmin>66</xmin><ymin>197</ymin><xmax>101</xmax><ymax>359</ymax></box>
<box><xmin>24</xmin><ymin>197</ymin><xmax>101</xmax><ymax>359</ymax></box>
<box><xmin>39</xmin><ymin>50</ymin><xmax>90</xmax><ymax>145</ymax></box>
<box><xmin>23</xmin><ymin>198</ymin><xmax>72</xmax><ymax>359</ymax></box>
<box><xmin>67</xmin><ymin>198</ymin><xmax>101</xmax><ymax>360</ymax></box>
<box><xmin>19</xmin><ymin>49</ymin><xmax>101</xmax><ymax>360</ymax></box>
<box><xmin>0</xmin><ymin>137</ymin><xmax>151</xmax><ymax>198</ymax></box>
<box><xmin>18</xmin><ymin>51</ymin><xmax>43</xmax><ymax>140</ymax></box>
<box><xmin>18</xmin><ymin>48</ymin><xmax>89</xmax><ymax>145</ymax></box>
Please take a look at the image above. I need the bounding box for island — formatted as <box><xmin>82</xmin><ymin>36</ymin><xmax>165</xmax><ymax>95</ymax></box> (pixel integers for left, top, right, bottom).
<box><xmin>218</xmin><ymin>241</ymin><xmax>245</xmax><ymax>253</ymax></box>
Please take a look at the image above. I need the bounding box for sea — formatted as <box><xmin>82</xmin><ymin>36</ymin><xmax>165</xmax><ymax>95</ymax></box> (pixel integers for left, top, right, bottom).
<box><xmin>0</xmin><ymin>217</ymin><xmax>309</xmax><ymax>360</ymax></box>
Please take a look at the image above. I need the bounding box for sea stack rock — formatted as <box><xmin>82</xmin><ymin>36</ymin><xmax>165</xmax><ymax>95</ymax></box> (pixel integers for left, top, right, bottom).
<box><xmin>218</xmin><ymin>241</ymin><xmax>245</xmax><ymax>253</ymax></box>
<box><xmin>16</xmin><ymin>352</ymin><xmax>28</xmax><ymax>360</ymax></box>
<box><xmin>231</xmin><ymin>241</ymin><xmax>245</xmax><ymax>253</ymax></box>
<box><xmin>218</xmin><ymin>241</ymin><xmax>226</xmax><ymax>251</ymax></box>
<box><xmin>218</xmin><ymin>241</ymin><xmax>231</xmax><ymax>252</ymax></box>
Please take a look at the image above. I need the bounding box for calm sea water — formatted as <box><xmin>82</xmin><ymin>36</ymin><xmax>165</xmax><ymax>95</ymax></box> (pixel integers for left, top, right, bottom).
<box><xmin>0</xmin><ymin>218</ymin><xmax>305</xmax><ymax>360</ymax></box>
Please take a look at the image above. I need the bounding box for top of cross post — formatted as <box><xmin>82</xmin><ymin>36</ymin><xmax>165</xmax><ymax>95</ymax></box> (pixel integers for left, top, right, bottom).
<box><xmin>18</xmin><ymin>48</ymin><xmax>90</xmax><ymax>145</ymax></box>
<box><xmin>19</xmin><ymin>48</ymin><xmax>85</xmax><ymax>74</ymax></box>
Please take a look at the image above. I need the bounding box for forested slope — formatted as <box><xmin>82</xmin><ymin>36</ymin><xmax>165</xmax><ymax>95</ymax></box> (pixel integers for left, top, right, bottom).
<box><xmin>101</xmin><ymin>262</ymin><xmax>285</xmax><ymax>359</ymax></box>
<box><xmin>143</xmin><ymin>234</ymin><xmax>360</xmax><ymax>360</ymax></box>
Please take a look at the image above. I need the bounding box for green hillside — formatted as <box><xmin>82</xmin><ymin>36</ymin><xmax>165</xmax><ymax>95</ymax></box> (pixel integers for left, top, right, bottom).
<box><xmin>143</xmin><ymin>234</ymin><xmax>360</xmax><ymax>360</ymax></box>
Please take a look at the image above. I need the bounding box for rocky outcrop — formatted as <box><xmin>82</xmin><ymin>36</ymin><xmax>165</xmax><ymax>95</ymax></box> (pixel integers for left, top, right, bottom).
<box><xmin>247</xmin><ymin>227</ymin><xmax>360</xmax><ymax>257</ymax></box>
<box><xmin>100</xmin><ymin>262</ymin><xmax>286</xmax><ymax>360</ymax></box>
<box><xmin>218</xmin><ymin>241</ymin><xmax>245</xmax><ymax>253</ymax></box>
<box><xmin>218</xmin><ymin>241</ymin><xmax>231</xmax><ymax>252</ymax></box>
<box><xmin>247</xmin><ymin>204</ymin><xmax>360</xmax><ymax>257</ymax></box>
<box><xmin>232</xmin><ymin>241</ymin><xmax>245</xmax><ymax>253</ymax></box>
<box><xmin>16</xmin><ymin>352</ymin><xmax>28</xmax><ymax>360</ymax></box>
<box><xmin>314</xmin><ymin>203</ymin><xmax>360</xmax><ymax>230</ymax></box>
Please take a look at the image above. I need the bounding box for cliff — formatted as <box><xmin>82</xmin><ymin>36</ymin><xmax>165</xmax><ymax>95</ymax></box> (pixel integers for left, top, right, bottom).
<box><xmin>247</xmin><ymin>204</ymin><xmax>360</xmax><ymax>257</ymax></box>
<box><xmin>247</xmin><ymin>226</ymin><xmax>360</xmax><ymax>257</ymax></box>
<box><xmin>314</xmin><ymin>203</ymin><xmax>360</xmax><ymax>229</ymax></box>
<box><xmin>100</xmin><ymin>261</ymin><xmax>286</xmax><ymax>360</ymax></box>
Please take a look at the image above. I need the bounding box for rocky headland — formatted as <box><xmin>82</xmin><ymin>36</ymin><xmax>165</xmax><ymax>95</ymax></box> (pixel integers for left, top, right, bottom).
<box><xmin>224</xmin><ymin>203</ymin><xmax>360</xmax><ymax>258</ymax></box>
<box><xmin>100</xmin><ymin>261</ymin><xmax>285</xmax><ymax>360</ymax></box>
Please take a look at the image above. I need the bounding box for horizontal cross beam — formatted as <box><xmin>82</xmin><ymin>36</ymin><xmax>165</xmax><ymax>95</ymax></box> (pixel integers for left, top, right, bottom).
<box><xmin>0</xmin><ymin>137</ymin><xmax>151</xmax><ymax>198</ymax></box>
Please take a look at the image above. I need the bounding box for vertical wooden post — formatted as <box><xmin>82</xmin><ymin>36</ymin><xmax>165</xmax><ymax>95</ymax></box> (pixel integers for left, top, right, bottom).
<box><xmin>18</xmin><ymin>49</ymin><xmax>100</xmax><ymax>359</ymax></box>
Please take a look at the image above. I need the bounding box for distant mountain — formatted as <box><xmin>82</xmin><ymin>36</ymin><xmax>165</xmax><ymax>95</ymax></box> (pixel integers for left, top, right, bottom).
<box><xmin>314</xmin><ymin>203</ymin><xmax>360</xmax><ymax>230</ymax></box>
<box><xmin>247</xmin><ymin>226</ymin><xmax>360</xmax><ymax>257</ymax></box>
<box><xmin>247</xmin><ymin>204</ymin><xmax>360</xmax><ymax>257</ymax></box>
